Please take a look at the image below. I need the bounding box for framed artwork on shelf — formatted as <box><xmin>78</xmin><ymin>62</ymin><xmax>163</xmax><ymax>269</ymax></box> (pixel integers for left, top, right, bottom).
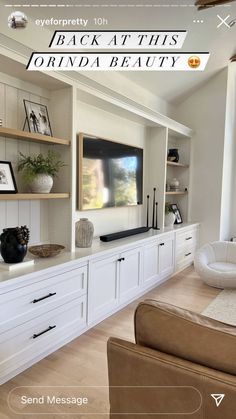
<box><xmin>171</xmin><ymin>204</ymin><xmax>183</xmax><ymax>224</ymax></box>
<box><xmin>0</xmin><ymin>161</ymin><xmax>17</xmax><ymax>194</ymax></box>
<box><xmin>23</xmin><ymin>99</ymin><xmax>52</xmax><ymax>136</ymax></box>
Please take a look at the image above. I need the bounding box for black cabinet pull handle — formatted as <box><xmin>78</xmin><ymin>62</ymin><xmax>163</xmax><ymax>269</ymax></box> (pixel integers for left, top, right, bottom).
<box><xmin>117</xmin><ymin>257</ymin><xmax>125</xmax><ymax>262</ymax></box>
<box><xmin>159</xmin><ymin>243</ymin><xmax>165</xmax><ymax>246</ymax></box>
<box><xmin>122</xmin><ymin>257</ymin><xmax>125</xmax><ymax>261</ymax></box>
<box><xmin>185</xmin><ymin>252</ymin><xmax>192</xmax><ymax>257</ymax></box>
<box><xmin>186</xmin><ymin>237</ymin><xmax>192</xmax><ymax>241</ymax></box>
<box><xmin>32</xmin><ymin>325</ymin><xmax>56</xmax><ymax>339</ymax></box>
<box><xmin>32</xmin><ymin>292</ymin><xmax>56</xmax><ymax>304</ymax></box>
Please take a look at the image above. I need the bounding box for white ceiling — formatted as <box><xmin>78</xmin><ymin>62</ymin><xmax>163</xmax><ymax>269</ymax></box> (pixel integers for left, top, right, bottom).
<box><xmin>11</xmin><ymin>0</ymin><xmax>236</xmax><ymax>104</ymax></box>
<box><xmin>120</xmin><ymin>2</ymin><xmax>236</xmax><ymax>103</ymax></box>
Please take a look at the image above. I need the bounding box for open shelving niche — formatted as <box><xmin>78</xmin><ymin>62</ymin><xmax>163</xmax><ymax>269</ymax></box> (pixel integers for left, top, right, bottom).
<box><xmin>166</xmin><ymin>129</ymin><xmax>191</xmax><ymax>225</ymax></box>
<box><xmin>145</xmin><ymin>125</ymin><xmax>192</xmax><ymax>229</ymax></box>
<box><xmin>0</xmin><ymin>52</ymin><xmax>75</xmax><ymax>250</ymax></box>
<box><xmin>0</xmin><ymin>49</ymin><xmax>192</xmax><ymax>251</ymax></box>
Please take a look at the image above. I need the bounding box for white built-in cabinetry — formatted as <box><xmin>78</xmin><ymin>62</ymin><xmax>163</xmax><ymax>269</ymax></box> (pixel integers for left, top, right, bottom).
<box><xmin>0</xmin><ymin>41</ymin><xmax>198</xmax><ymax>385</ymax></box>
<box><xmin>0</xmin><ymin>223</ymin><xmax>199</xmax><ymax>385</ymax></box>
<box><xmin>89</xmin><ymin>246</ymin><xmax>142</xmax><ymax>323</ymax></box>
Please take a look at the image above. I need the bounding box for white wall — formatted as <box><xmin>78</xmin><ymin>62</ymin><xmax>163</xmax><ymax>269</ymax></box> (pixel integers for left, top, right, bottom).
<box><xmin>76</xmin><ymin>100</ymin><xmax>146</xmax><ymax>237</ymax></box>
<box><xmin>83</xmin><ymin>72</ymin><xmax>174</xmax><ymax>117</ymax></box>
<box><xmin>145</xmin><ymin>127</ymin><xmax>167</xmax><ymax>229</ymax></box>
<box><xmin>219</xmin><ymin>65</ymin><xmax>236</xmax><ymax>240</ymax></box>
<box><xmin>221</xmin><ymin>64</ymin><xmax>236</xmax><ymax>240</ymax></box>
<box><xmin>174</xmin><ymin>69</ymin><xmax>228</xmax><ymax>245</ymax></box>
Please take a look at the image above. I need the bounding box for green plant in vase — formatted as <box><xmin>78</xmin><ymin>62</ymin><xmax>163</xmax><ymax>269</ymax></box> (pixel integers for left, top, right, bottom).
<box><xmin>18</xmin><ymin>150</ymin><xmax>65</xmax><ymax>193</ymax></box>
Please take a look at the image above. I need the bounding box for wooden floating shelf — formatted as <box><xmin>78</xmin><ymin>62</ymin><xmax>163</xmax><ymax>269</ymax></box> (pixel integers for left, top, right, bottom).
<box><xmin>165</xmin><ymin>191</ymin><xmax>188</xmax><ymax>196</ymax></box>
<box><xmin>0</xmin><ymin>193</ymin><xmax>70</xmax><ymax>201</ymax></box>
<box><xmin>166</xmin><ymin>161</ymin><xmax>189</xmax><ymax>168</ymax></box>
<box><xmin>0</xmin><ymin>127</ymin><xmax>70</xmax><ymax>146</ymax></box>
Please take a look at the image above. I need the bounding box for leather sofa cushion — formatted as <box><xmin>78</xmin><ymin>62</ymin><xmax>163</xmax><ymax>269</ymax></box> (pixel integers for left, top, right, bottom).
<box><xmin>135</xmin><ymin>300</ymin><xmax>236</xmax><ymax>375</ymax></box>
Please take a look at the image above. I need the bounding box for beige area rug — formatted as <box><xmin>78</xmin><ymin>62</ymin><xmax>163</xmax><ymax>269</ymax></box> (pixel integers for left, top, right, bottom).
<box><xmin>202</xmin><ymin>290</ymin><xmax>236</xmax><ymax>326</ymax></box>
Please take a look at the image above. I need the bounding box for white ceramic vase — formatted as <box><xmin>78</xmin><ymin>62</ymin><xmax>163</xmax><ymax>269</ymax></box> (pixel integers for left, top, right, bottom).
<box><xmin>165</xmin><ymin>212</ymin><xmax>176</xmax><ymax>227</ymax></box>
<box><xmin>170</xmin><ymin>178</ymin><xmax>180</xmax><ymax>191</ymax></box>
<box><xmin>76</xmin><ymin>218</ymin><xmax>94</xmax><ymax>248</ymax></box>
<box><xmin>30</xmin><ymin>174</ymin><xmax>53</xmax><ymax>193</ymax></box>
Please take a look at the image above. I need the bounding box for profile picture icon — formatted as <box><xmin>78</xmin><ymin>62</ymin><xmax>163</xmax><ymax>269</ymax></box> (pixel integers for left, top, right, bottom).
<box><xmin>8</xmin><ymin>11</ymin><xmax>28</xmax><ymax>29</ymax></box>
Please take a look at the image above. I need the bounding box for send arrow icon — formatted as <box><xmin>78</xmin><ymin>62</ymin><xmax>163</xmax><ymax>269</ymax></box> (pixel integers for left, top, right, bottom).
<box><xmin>211</xmin><ymin>394</ymin><xmax>225</xmax><ymax>407</ymax></box>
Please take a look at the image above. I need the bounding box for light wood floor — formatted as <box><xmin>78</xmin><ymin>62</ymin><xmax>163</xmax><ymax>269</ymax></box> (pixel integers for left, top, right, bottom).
<box><xmin>0</xmin><ymin>267</ymin><xmax>220</xmax><ymax>419</ymax></box>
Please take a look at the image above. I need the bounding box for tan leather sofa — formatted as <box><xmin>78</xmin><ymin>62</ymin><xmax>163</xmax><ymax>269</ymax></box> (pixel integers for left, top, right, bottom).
<box><xmin>107</xmin><ymin>300</ymin><xmax>236</xmax><ymax>418</ymax></box>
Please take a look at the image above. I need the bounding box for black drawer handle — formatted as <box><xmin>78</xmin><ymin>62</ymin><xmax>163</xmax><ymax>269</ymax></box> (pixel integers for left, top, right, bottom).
<box><xmin>186</xmin><ymin>237</ymin><xmax>193</xmax><ymax>241</ymax></box>
<box><xmin>32</xmin><ymin>325</ymin><xmax>56</xmax><ymax>339</ymax></box>
<box><xmin>185</xmin><ymin>252</ymin><xmax>192</xmax><ymax>257</ymax></box>
<box><xmin>32</xmin><ymin>292</ymin><xmax>56</xmax><ymax>304</ymax></box>
<box><xmin>159</xmin><ymin>243</ymin><xmax>165</xmax><ymax>246</ymax></box>
<box><xmin>117</xmin><ymin>257</ymin><xmax>125</xmax><ymax>262</ymax></box>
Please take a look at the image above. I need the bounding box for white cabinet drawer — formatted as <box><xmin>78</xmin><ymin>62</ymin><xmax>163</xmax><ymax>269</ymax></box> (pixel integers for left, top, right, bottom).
<box><xmin>175</xmin><ymin>227</ymin><xmax>199</xmax><ymax>272</ymax></box>
<box><xmin>0</xmin><ymin>296</ymin><xmax>86</xmax><ymax>376</ymax></box>
<box><xmin>176</xmin><ymin>252</ymin><xmax>194</xmax><ymax>272</ymax></box>
<box><xmin>176</xmin><ymin>228</ymin><xmax>198</xmax><ymax>249</ymax></box>
<box><xmin>0</xmin><ymin>265</ymin><xmax>87</xmax><ymax>332</ymax></box>
<box><xmin>176</xmin><ymin>243</ymin><xmax>196</xmax><ymax>271</ymax></box>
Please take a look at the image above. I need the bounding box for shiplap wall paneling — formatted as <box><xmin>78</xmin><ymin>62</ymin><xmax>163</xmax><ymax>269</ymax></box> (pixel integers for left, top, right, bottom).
<box><xmin>0</xmin><ymin>82</ymin><xmax>6</xmax><ymax>235</ymax></box>
<box><xmin>47</xmin><ymin>87</ymin><xmax>73</xmax><ymax>249</ymax></box>
<box><xmin>0</xmin><ymin>80</ymin><xmax>50</xmax><ymax>244</ymax></box>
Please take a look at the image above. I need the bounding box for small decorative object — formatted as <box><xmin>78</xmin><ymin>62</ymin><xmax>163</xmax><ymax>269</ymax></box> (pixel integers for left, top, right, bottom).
<box><xmin>167</xmin><ymin>148</ymin><xmax>179</xmax><ymax>163</ymax></box>
<box><xmin>155</xmin><ymin>202</ymin><xmax>159</xmax><ymax>230</ymax></box>
<box><xmin>76</xmin><ymin>218</ymin><xmax>94</xmax><ymax>248</ymax></box>
<box><xmin>0</xmin><ymin>161</ymin><xmax>17</xmax><ymax>194</ymax></box>
<box><xmin>23</xmin><ymin>99</ymin><xmax>52</xmax><ymax>136</ymax></box>
<box><xmin>0</xmin><ymin>119</ymin><xmax>2</xmax><ymax>127</ymax></box>
<box><xmin>170</xmin><ymin>178</ymin><xmax>180</xmax><ymax>191</ymax></box>
<box><xmin>165</xmin><ymin>203</ymin><xmax>176</xmax><ymax>227</ymax></box>
<box><xmin>18</xmin><ymin>150</ymin><xmax>64</xmax><ymax>193</ymax></box>
<box><xmin>146</xmin><ymin>195</ymin><xmax>150</xmax><ymax>227</ymax></box>
<box><xmin>0</xmin><ymin>225</ymin><xmax>30</xmax><ymax>263</ymax></box>
<box><xmin>152</xmin><ymin>187</ymin><xmax>156</xmax><ymax>228</ymax></box>
<box><xmin>171</xmin><ymin>204</ymin><xmax>183</xmax><ymax>224</ymax></box>
<box><xmin>29</xmin><ymin>244</ymin><xmax>65</xmax><ymax>258</ymax></box>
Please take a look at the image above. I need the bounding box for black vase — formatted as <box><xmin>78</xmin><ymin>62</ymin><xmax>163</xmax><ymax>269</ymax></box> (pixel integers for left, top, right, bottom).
<box><xmin>0</xmin><ymin>228</ymin><xmax>27</xmax><ymax>263</ymax></box>
<box><xmin>167</xmin><ymin>148</ymin><xmax>179</xmax><ymax>163</ymax></box>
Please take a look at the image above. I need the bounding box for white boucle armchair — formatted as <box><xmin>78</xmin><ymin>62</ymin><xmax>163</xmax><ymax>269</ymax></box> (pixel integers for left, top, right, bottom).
<box><xmin>194</xmin><ymin>241</ymin><xmax>236</xmax><ymax>289</ymax></box>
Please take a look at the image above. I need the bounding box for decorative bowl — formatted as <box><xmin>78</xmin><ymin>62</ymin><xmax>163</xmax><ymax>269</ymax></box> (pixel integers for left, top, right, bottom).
<box><xmin>29</xmin><ymin>244</ymin><xmax>65</xmax><ymax>258</ymax></box>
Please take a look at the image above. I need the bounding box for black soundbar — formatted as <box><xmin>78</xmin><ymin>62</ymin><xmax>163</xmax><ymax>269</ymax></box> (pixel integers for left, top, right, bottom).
<box><xmin>100</xmin><ymin>226</ymin><xmax>150</xmax><ymax>242</ymax></box>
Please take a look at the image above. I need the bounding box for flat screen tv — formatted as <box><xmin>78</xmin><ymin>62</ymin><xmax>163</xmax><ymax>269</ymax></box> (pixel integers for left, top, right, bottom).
<box><xmin>78</xmin><ymin>133</ymin><xmax>143</xmax><ymax>210</ymax></box>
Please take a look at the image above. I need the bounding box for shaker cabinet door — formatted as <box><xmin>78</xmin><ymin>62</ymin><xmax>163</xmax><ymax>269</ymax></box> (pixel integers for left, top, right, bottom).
<box><xmin>119</xmin><ymin>247</ymin><xmax>142</xmax><ymax>303</ymax></box>
<box><xmin>158</xmin><ymin>236</ymin><xmax>175</xmax><ymax>279</ymax></box>
<box><xmin>89</xmin><ymin>255</ymin><xmax>119</xmax><ymax>323</ymax></box>
<box><xmin>143</xmin><ymin>241</ymin><xmax>159</xmax><ymax>287</ymax></box>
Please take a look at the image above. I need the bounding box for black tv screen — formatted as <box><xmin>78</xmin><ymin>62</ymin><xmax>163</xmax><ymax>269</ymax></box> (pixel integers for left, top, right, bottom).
<box><xmin>79</xmin><ymin>134</ymin><xmax>143</xmax><ymax>210</ymax></box>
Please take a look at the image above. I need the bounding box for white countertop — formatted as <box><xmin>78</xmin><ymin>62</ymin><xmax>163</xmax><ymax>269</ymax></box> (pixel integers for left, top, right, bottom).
<box><xmin>0</xmin><ymin>223</ymin><xmax>199</xmax><ymax>288</ymax></box>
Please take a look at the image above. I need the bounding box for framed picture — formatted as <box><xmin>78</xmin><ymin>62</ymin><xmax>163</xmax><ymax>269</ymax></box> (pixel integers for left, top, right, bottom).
<box><xmin>23</xmin><ymin>99</ymin><xmax>52</xmax><ymax>136</ymax></box>
<box><xmin>171</xmin><ymin>204</ymin><xmax>183</xmax><ymax>224</ymax></box>
<box><xmin>0</xmin><ymin>161</ymin><xmax>17</xmax><ymax>194</ymax></box>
